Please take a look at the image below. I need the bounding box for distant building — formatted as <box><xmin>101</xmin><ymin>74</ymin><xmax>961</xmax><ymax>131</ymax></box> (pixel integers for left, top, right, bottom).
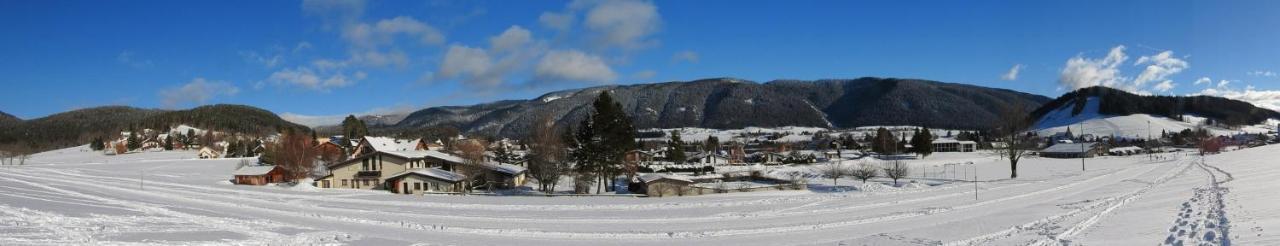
<box><xmin>932</xmin><ymin>138</ymin><xmax>977</xmax><ymax>152</ymax></box>
<box><xmin>198</xmin><ymin>146</ymin><xmax>223</xmax><ymax>159</ymax></box>
<box><xmin>1040</xmin><ymin>142</ymin><xmax>1104</xmax><ymax>158</ymax></box>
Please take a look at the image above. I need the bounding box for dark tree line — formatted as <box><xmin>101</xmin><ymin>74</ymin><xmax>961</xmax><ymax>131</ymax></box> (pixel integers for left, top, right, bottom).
<box><xmin>1032</xmin><ymin>86</ymin><xmax>1280</xmax><ymax>127</ymax></box>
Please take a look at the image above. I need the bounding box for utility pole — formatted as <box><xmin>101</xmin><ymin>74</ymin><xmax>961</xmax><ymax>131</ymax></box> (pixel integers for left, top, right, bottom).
<box><xmin>1080</xmin><ymin>122</ymin><xmax>1086</xmax><ymax>171</ymax></box>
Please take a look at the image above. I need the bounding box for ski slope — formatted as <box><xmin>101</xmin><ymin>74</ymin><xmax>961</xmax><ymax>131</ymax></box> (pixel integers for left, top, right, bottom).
<box><xmin>1</xmin><ymin>145</ymin><xmax>1278</xmax><ymax>245</ymax></box>
<box><xmin>1034</xmin><ymin>97</ymin><xmax>1276</xmax><ymax>138</ymax></box>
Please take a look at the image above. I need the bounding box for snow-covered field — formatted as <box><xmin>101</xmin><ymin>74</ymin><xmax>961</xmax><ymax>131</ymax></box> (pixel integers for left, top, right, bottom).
<box><xmin>2</xmin><ymin>145</ymin><xmax>1278</xmax><ymax>245</ymax></box>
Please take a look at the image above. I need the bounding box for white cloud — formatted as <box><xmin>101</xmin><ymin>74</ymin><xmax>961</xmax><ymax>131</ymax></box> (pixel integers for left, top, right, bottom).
<box><xmin>293</xmin><ymin>42</ymin><xmax>313</xmax><ymax>53</ymax></box>
<box><xmin>538</xmin><ymin>12</ymin><xmax>574</xmax><ymax>31</ymax></box>
<box><xmin>1194</xmin><ymin>77</ymin><xmax>1211</xmax><ymax>85</ymax></box>
<box><xmin>1218</xmin><ymin>80</ymin><xmax>1231</xmax><ymax>88</ymax></box>
<box><xmin>1001</xmin><ymin>64</ymin><xmax>1023</xmax><ymax>81</ymax></box>
<box><xmin>1194</xmin><ymin>86</ymin><xmax>1280</xmax><ymax>111</ymax></box>
<box><xmin>265</xmin><ymin>66</ymin><xmax>363</xmax><ymax>91</ymax></box>
<box><xmin>1153</xmin><ymin>80</ymin><xmax>1176</xmax><ymax>92</ymax></box>
<box><xmin>116</xmin><ymin>51</ymin><xmax>154</xmax><ymax>69</ymax></box>
<box><xmin>159</xmin><ymin>78</ymin><xmax>240</xmax><ymax>108</ymax></box>
<box><xmin>583</xmin><ymin>0</ymin><xmax>661</xmax><ymax>50</ymax></box>
<box><xmin>1132</xmin><ymin>50</ymin><xmax>1189</xmax><ymax>87</ymax></box>
<box><xmin>490</xmin><ymin>26</ymin><xmax>532</xmax><ymax>53</ymax></box>
<box><xmin>1058</xmin><ymin>46</ymin><xmax>1193</xmax><ymax>94</ymax></box>
<box><xmin>238</xmin><ymin>51</ymin><xmax>283</xmax><ymax>68</ymax></box>
<box><xmin>534</xmin><ymin>49</ymin><xmax>617</xmax><ymax>83</ymax></box>
<box><xmin>1247</xmin><ymin>70</ymin><xmax>1277</xmax><ymax>77</ymax></box>
<box><xmin>1059</xmin><ymin>45</ymin><xmax>1128</xmax><ymax>90</ymax></box>
<box><xmin>672</xmin><ymin>50</ymin><xmax>699</xmax><ymax>64</ymax></box>
<box><xmin>436</xmin><ymin>45</ymin><xmax>499</xmax><ymax>86</ymax></box>
<box><xmin>344</xmin><ymin>16</ymin><xmax>445</xmax><ymax>48</ymax></box>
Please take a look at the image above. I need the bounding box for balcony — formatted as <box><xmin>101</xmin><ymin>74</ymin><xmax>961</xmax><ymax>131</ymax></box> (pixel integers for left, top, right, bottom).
<box><xmin>355</xmin><ymin>171</ymin><xmax>381</xmax><ymax>178</ymax></box>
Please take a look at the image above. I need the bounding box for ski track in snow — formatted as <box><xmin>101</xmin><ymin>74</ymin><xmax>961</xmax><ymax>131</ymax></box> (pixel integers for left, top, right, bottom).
<box><xmin>3</xmin><ymin>146</ymin><xmax>1278</xmax><ymax>245</ymax></box>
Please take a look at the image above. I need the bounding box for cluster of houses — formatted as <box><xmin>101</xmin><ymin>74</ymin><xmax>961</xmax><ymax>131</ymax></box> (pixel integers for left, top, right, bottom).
<box><xmin>232</xmin><ymin>136</ymin><xmax>528</xmax><ymax>195</ymax></box>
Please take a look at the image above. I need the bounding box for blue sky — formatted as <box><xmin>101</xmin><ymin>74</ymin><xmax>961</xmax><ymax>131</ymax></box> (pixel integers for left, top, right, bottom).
<box><xmin>4</xmin><ymin>0</ymin><xmax>1280</xmax><ymax>125</ymax></box>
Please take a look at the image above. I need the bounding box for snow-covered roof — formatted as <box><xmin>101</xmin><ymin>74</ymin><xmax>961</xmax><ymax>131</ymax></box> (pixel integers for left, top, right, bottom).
<box><xmin>480</xmin><ymin>161</ymin><xmax>527</xmax><ymax>175</ymax></box>
<box><xmin>932</xmin><ymin>138</ymin><xmax>977</xmax><ymax>144</ymax></box>
<box><xmin>387</xmin><ymin>168</ymin><xmax>467</xmax><ymax>182</ymax></box>
<box><xmin>1041</xmin><ymin>143</ymin><xmax>1100</xmax><ymax>154</ymax></box>
<box><xmin>1108</xmin><ymin>146</ymin><xmax>1144</xmax><ymax>153</ymax></box>
<box><xmin>362</xmin><ymin>136</ymin><xmax>418</xmax><ymax>152</ymax></box>
<box><xmin>638</xmin><ymin>174</ymin><xmax>694</xmax><ymax>184</ymax></box>
<box><xmin>233</xmin><ymin>165</ymin><xmax>278</xmax><ymax>176</ymax></box>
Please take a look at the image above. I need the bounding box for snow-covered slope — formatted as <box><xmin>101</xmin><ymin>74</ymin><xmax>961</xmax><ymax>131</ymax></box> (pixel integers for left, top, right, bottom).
<box><xmin>1034</xmin><ymin>97</ymin><xmax>1275</xmax><ymax>138</ymax></box>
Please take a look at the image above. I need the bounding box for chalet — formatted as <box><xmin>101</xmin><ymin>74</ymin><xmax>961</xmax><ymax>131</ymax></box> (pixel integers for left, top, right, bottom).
<box><xmin>349</xmin><ymin>136</ymin><xmax>419</xmax><ymax>158</ymax></box>
<box><xmin>233</xmin><ymin>165</ymin><xmax>286</xmax><ymax>185</ymax></box>
<box><xmin>932</xmin><ymin>138</ymin><xmax>977</xmax><ymax>152</ymax></box>
<box><xmin>625</xmin><ymin>149</ymin><xmax>657</xmax><ymax>163</ymax></box>
<box><xmin>1040</xmin><ymin>142</ymin><xmax>1104</xmax><ymax>158</ymax></box>
<box><xmin>688</xmin><ymin>152</ymin><xmax>730</xmax><ymax>166</ymax></box>
<box><xmin>637</xmin><ymin>174</ymin><xmax>696</xmax><ymax>197</ymax></box>
<box><xmin>317</xmin><ymin>146</ymin><xmax>527</xmax><ymax>192</ymax></box>
<box><xmin>416</xmin><ymin>139</ymin><xmax>445</xmax><ymax>151</ymax></box>
<box><xmin>140</xmin><ymin>139</ymin><xmax>163</xmax><ymax>151</ymax></box>
<box><xmin>386</xmin><ymin>168</ymin><xmax>467</xmax><ymax>194</ymax></box>
<box><xmin>198</xmin><ymin>146</ymin><xmax>223</xmax><ymax>159</ymax></box>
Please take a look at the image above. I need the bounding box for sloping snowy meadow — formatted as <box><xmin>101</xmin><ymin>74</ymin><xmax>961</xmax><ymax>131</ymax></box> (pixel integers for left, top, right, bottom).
<box><xmin>1</xmin><ymin>145</ymin><xmax>1277</xmax><ymax>245</ymax></box>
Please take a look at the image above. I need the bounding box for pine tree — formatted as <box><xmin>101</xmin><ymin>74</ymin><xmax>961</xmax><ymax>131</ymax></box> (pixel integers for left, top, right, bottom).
<box><xmin>126</xmin><ymin>131</ymin><xmax>140</xmax><ymax>150</ymax></box>
<box><xmin>668</xmin><ymin>130</ymin><xmax>687</xmax><ymax>163</ymax></box>
<box><xmin>704</xmin><ymin>136</ymin><xmax>720</xmax><ymax>153</ymax></box>
<box><xmin>341</xmin><ymin>115</ymin><xmax>368</xmax><ymax>140</ymax></box>
<box><xmin>163</xmin><ymin>136</ymin><xmax>174</xmax><ymax>150</ymax></box>
<box><xmin>90</xmin><ymin>136</ymin><xmax>105</xmax><ymax>151</ymax></box>
<box><xmin>913</xmin><ymin>127</ymin><xmax>934</xmax><ymax>158</ymax></box>
<box><xmin>225</xmin><ymin>141</ymin><xmax>240</xmax><ymax>158</ymax></box>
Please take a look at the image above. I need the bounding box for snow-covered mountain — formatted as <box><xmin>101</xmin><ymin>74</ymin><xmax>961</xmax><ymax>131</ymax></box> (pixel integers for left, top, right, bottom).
<box><xmin>1033</xmin><ymin>95</ymin><xmax>1278</xmax><ymax>138</ymax></box>
<box><xmin>392</xmin><ymin>77</ymin><xmax>1051</xmax><ymax>138</ymax></box>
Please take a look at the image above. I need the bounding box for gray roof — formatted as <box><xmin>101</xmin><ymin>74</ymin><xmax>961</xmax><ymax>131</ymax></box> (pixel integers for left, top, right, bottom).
<box><xmin>638</xmin><ymin>174</ymin><xmax>695</xmax><ymax>184</ymax></box>
<box><xmin>1041</xmin><ymin>143</ymin><xmax>1100</xmax><ymax>154</ymax></box>
<box><xmin>388</xmin><ymin>168</ymin><xmax>467</xmax><ymax>183</ymax></box>
<box><xmin>233</xmin><ymin>165</ymin><xmax>278</xmax><ymax>176</ymax></box>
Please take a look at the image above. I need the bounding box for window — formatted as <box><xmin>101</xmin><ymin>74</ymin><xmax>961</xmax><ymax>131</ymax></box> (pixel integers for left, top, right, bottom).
<box><xmin>341</xmin><ymin>179</ymin><xmax>348</xmax><ymax>187</ymax></box>
<box><xmin>414</xmin><ymin>183</ymin><xmax>422</xmax><ymax>190</ymax></box>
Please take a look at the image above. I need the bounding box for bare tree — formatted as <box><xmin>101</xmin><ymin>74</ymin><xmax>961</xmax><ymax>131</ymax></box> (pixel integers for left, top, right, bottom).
<box><xmin>993</xmin><ymin>102</ymin><xmax>1036</xmax><ymax>179</ymax></box>
<box><xmin>882</xmin><ymin>160</ymin><xmax>910</xmax><ymax>186</ymax></box>
<box><xmin>819</xmin><ymin>161</ymin><xmax>851</xmax><ymax>186</ymax></box>
<box><xmin>455</xmin><ymin>139</ymin><xmax>490</xmax><ymax>193</ymax></box>
<box><xmin>526</xmin><ymin>113</ymin><xmax>568</xmax><ymax>194</ymax></box>
<box><xmin>849</xmin><ymin>161</ymin><xmax>880</xmax><ymax>184</ymax></box>
<box><xmin>275</xmin><ymin>132</ymin><xmax>318</xmax><ymax>181</ymax></box>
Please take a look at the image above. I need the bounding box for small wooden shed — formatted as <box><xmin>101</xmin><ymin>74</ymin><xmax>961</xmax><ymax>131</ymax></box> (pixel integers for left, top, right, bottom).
<box><xmin>234</xmin><ymin>165</ymin><xmax>286</xmax><ymax>185</ymax></box>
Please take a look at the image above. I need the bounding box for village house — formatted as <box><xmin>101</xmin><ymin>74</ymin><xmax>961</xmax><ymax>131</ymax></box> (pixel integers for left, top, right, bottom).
<box><xmin>233</xmin><ymin>165</ymin><xmax>286</xmax><ymax>185</ymax></box>
<box><xmin>385</xmin><ymin>167</ymin><xmax>467</xmax><ymax>194</ymax></box>
<box><xmin>625</xmin><ymin>149</ymin><xmax>657</xmax><ymax>163</ymax></box>
<box><xmin>1040</xmin><ymin>142</ymin><xmax>1105</xmax><ymax>158</ymax></box>
<box><xmin>198</xmin><ymin>146</ymin><xmax>223</xmax><ymax>159</ymax></box>
<box><xmin>688</xmin><ymin>152</ymin><xmax>730</xmax><ymax>166</ymax></box>
<box><xmin>317</xmin><ymin>136</ymin><xmax>528</xmax><ymax>193</ymax></box>
<box><xmin>932</xmin><ymin>138</ymin><xmax>977</xmax><ymax>152</ymax></box>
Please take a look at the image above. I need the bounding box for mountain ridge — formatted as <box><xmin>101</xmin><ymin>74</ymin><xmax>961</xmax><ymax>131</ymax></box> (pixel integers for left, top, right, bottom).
<box><xmin>388</xmin><ymin>77</ymin><xmax>1053</xmax><ymax>138</ymax></box>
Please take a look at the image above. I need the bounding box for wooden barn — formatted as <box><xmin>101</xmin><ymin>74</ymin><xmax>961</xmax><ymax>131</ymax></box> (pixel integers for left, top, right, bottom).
<box><xmin>233</xmin><ymin>165</ymin><xmax>286</xmax><ymax>185</ymax></box>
